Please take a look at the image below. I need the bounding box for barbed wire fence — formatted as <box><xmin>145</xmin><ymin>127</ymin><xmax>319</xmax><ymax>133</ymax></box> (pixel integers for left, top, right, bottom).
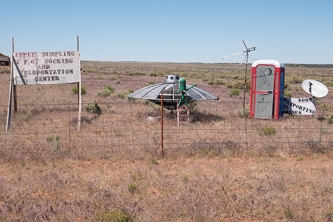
<box><xmin>1</xmin><ymin>61</ymin><xmax>333</xmax><ymax>161</ymax></box>
<box><xmin>1</xmin><ymin>97</ymin><xmax>332</xmax><ymax>162</ymax></box>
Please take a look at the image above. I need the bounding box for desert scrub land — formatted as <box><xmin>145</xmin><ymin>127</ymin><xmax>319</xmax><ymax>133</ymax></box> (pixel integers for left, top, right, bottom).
<box><xmin>1</xmin><ymin>62</ymin><xmax>333</xmax><ymax>221</ymax></box>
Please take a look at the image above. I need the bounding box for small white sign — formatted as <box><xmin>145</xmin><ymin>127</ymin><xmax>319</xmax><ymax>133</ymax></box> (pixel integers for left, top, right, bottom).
<box><xmin>13</xmin><ymin>51</ymin><xmax>80</xmax><ymax>85</ymax></box>
<box><xmin>282</xmin><ymin>97</ymin><xmax>316</xmax><ymax>115</ymax></box>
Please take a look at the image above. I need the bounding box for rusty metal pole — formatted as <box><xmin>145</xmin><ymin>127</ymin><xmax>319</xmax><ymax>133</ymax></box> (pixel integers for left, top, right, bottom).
<box><xmin>243</xmin><ymin>40</ymin><xmax>248</xmax><ymax>112</ymax></box>
<box><xmin>68</xmin><ymin>108</ymin><xmax>71</xmax><ymax>152</ymax></box>
<box><xmin>77</xmin><ymin>35</ymin><xmax>82</xmax><ymax>131</ymax></box>
<box><xmin>243</xmin><ymin>41</ymin><xmax>249</xmax><ymax>150</ymax></box>
<box><xmin>161</xmin><ymin>94</ymin><xmax>163</xmax><ymax>157</ymax></box>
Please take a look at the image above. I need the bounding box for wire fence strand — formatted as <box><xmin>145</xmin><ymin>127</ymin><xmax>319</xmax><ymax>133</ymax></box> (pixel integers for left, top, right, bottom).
<box><xmin>1</xmin><ymin>99</ymin><xmax>332</xmax><ymax>161</ymax></box>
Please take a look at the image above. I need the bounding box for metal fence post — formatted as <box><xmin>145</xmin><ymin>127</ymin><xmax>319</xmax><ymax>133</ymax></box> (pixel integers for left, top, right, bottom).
<box><xmin>68</xmin><ymin>107</ymin><xmax>71</xmax><ymax>152</ymax></box>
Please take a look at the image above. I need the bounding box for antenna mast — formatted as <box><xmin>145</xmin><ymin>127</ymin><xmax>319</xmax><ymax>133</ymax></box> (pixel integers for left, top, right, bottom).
<box><xmin>243</xmin><ymin>40</ymin><xmax>250</xmax><ymax>112</ymax></box>
<box><xmin>222</xmin><ymin>40</ymin><xmax>256</xmax><ymax>64</ymax></box>
<box><xmin>222</xmin><ymin>40</ymin><xmax>256</xmax><ymax>111</ymax></box>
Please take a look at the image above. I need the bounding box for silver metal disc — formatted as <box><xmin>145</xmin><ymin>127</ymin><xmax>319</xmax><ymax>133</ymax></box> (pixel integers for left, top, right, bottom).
<box><xmin>302</xmin><ymin>79</ymin><xmax>328</xmax><ymax>98</ymax></box>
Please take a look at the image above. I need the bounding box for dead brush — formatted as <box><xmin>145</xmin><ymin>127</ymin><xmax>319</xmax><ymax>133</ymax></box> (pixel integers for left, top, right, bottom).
<box><xmin>178</xmin><ymin>139</ymin><xmax>243</xmax><ymax>158</ymax></box>
<box><xmin>1</xmin><ymin>62</ymin><xmax>333</xmax><ymax>221</ymax></box>
<box><xmin>261</xmin><ymin>143</ymin><xmax>279</xmax><ymax>157</ymax></box>
<box><xmin>307</xmin><ymin>139</ymin><xmax>328</xmax><ymax>154</ymax></box>
<box><xmin>221</xmin><ymin>140</ymin><xmax>243</xmax><ymax>158</ymax></box>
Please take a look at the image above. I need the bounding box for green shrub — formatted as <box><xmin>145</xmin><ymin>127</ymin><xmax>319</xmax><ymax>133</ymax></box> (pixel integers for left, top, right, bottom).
<box><xmin>284</xmin><ymin>81</ymin><xmax>291</xmax><ymax>90</ymax></box>
<box><xmin>189</xmin><ymin>101</ymin><xmax>198</xmax><ymax>111</ymax></box>
<box><xmin>142</xmin><ymin>100</ymin><xmax>161</xmax><ymax>113</ymax></box>
<box><xmin>226</xmin><ymin>83</ymin><xmax>233</xmax><ymax>88</ymax></box>
<box><xmin>126</xmin><ymin>71</ymin><xmax>146</xmax><ymax>76</ymax></box>
<box><xmin>150</xmin><ymin>71</ymin><xmax>165</xmax><ymax>77</ymax></box>
<box><xmin>127</xmin><ymin>94</ymin><xmax>135</xmax><ymax>101</ymax></box>
<box><xmin>142</xmin><ymin>100</ymin><xmax>150</xmax><ymax>106</ymax></box>
<box><xmin>321</xmin><ymin>104</ymin><xmax>333</xmax><ymax>112</ymax></box>
<box><xmin>52</xmin><ymin>134</ymin><xmax>60</xmax><ymax>152</ymax></box>
<box><xmin>128</xmin><ymin>183</ymin><xmax>138</xmax><ymax>194</ymax></box>
<box><xmin>131</xmin><ymin>173</ymin><xmax>142</xmax><ymax>181</ymax></box>
<box><xmin>0</xmin><ymin>68</ymin><xmax>10</xmax><ymax>74</ymax></box>
<box><xmin>113</xmin><ymin>90</ymin><xmax>135</xmax><ymax>100</ymax></box>
<box><xmin>83</xmin><ymin>69</ymin><xmax>93</xmax><ymax>74</ymax></box>
<box><xmin>149</xmin><ymin>72</ymin><xmax>158</xmax><ymax>77</ymax></box>
<box><xmin>237</xmin><ymin>109</ymin><xmax>250</xmax><ymax>118</ymax></box>
<box><xmin>284</xmin><ymin>92</ymin><xmax>292</xmax><ymax>97</ymax></box>
<box><xmin>207</xmin><ymin>78</ymin><xmax>225</xmax><ymax>85</ymax></box>
<box><xmin>324</xmin><ymin>113</ymin><xmax>333</xmax><ymax>124</ymax></box>
<box><xmin>105</xmin><ymin>85</ymin><xmax>115</xmax><ymax>91</ymax></box>
<box><xmin>149</xmin><ymin>158</ymin><xmax>158</xmax><ymax>165</ymax></box>
<box><xmin>326</xmin><ymin>81</ymin><xmax>333</xmax><ymax>87</ymax></box>
<box><xmin>232</xmin><ymin>81</ymin><xmax>244</xmax><ymax>89</ymax></box>
<box><xmin>46</xmin><ymin>136</ymin><xmax>54</xmax><ymax>142</ymax></box>
<box><xmin>84</xmin><ymin>101</ymin><xmax>102</xmax><ymax>114</ymax></box>
<box><xmin>147</xmin><ymin>81</ymin><xmax>156</xmax><ymax>86</ymax></box>
<box><xmin>287</xmin><ymin>74</ymin><xmax>303</xmax><ymax>84</ymax></box>
<box><xmin>229</xmin><ymin>89</ymin><xmax>240</xmax><ymax>97</ymax></box>
<box><xmin>97</xmin><ymin>85</ymin><xmax>115</xmax><ymax>97</ymax></box>
<box><xmin>232</xmin><ymin>81</ymin><xmax>250</xmax><ymax>89</ymax></box>
<box><xmin>284</xmin><ymin>209</ymin><xmax>294</xmax><ymax>219</ymax></box>
<box><xmin>202</xmin><ymin>77</ymin><xmax>209</xmax><ymax>82</ymax></box>
<box><xmin>260</xmin><ymin>126</ymin><xmax>276</xmax><ymax>135</ymax></box>
<box><xmin>97</xmin><ymin>89</ymin><xmax>111</xmax><ymax>97</ymax></box>
<box><xmin>127</xmin><ymin>97</ymin><xmax>135</xmax><ymax>102</ymax></box>
<box><xmin>112</xmin><ymin>92</ymin><xmax>126</xmax><ymax>99</ymax></box>
<box><xmin>96</xmin><ymin>209</ymin><xmax>132</xmax><ymax>222</ymax></box>
<box><xmin>72</xmin><ymin>84</ymin><xmax>87</xmax><ymax>95</ymax></box>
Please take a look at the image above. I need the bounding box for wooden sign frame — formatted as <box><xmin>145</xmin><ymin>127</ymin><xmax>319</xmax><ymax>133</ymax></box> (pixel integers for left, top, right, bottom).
<box><xmin>6</xmin><ymin>36</ymin><xmax>82</xmax><ymax>132</ymax></box>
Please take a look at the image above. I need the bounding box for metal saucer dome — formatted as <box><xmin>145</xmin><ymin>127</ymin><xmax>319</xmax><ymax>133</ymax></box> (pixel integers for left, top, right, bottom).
<box><xmin>128</xmin><ymin>75</ymin><xmax>219</xmax><ymax>110</ymax></box>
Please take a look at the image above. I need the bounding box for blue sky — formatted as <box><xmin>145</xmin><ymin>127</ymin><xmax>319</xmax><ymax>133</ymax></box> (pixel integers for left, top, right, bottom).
<box><xmin>1</xmin><ymin>0</ymin><xmax>333</xmax><ymax>64</ymax></box>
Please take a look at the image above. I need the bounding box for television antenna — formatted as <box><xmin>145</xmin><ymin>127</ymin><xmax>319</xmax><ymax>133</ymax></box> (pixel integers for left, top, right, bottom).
<box><xmin>222</xmin><ymin>40</ymin><xmax>256</xmax><ymax>64</ymax></box>
<box><xmin>222</xmin><ymin>41</ymin><xmax>256</xmax><ymax>114</ymax></box>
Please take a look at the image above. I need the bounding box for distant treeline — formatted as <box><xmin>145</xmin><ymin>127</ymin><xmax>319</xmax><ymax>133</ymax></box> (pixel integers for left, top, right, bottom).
<box><xmin>284</xmin><ymin>63</ymin><xmax>333</xmax><ymax>68</ymax></box>
<box><xmin>222</xmin><ymin>62</ymin><xmax>333</xmax><ymax>68</ymax></box>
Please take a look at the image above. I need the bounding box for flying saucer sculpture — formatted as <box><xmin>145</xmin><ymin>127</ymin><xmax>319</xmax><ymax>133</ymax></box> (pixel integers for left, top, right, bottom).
<box><xmin>128</xmin><ymin>75</ymin><xmax>219</xmax><ymax>110</ymax></box>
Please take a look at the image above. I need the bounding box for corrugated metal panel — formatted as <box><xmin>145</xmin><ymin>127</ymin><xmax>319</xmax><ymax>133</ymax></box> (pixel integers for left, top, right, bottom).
<box><xmin>128</xmin><ymin>82</ymin><xmax>219</xmax><ymax>102</ymax></box>
<box><xmin>128</xmin><ymin>83</ymin><xmax>165</xmax><ymax>99</ymax></box>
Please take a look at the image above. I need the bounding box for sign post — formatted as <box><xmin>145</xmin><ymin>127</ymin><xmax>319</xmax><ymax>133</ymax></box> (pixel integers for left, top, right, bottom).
<box><xmin>6</xmin><ymin>38</ymin><xmax>14</xmax><ymax>132</ymax></box>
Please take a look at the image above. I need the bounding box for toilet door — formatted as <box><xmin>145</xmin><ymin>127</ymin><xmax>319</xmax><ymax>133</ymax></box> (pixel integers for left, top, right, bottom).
<box><xmin>254</xmin><ymin>66</ymin><xmax>275</xmax><ymax>119</ymax></box>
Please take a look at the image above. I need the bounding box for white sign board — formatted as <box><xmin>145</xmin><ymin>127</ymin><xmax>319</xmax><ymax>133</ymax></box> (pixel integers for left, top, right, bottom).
<box><xmin>13</xmin><ymin>51</ymin><xmax>80</xmax><ymax>85</ymax></box>
<box><xmin>282</xmin><ymin>97</ymin><xmax>316</xmax><ymax>115</ymax></box>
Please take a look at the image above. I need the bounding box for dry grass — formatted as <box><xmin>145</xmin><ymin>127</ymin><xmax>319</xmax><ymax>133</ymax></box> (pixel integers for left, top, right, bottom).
<box><xmin>2</xmin><ymin>156</ymin><xmax>333</xmax><ymax>221</ymax></box>
<box><xmin>0</xmin><ymin>62</ymin><xmax>333</xmax><ymax>221</ymax></box>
